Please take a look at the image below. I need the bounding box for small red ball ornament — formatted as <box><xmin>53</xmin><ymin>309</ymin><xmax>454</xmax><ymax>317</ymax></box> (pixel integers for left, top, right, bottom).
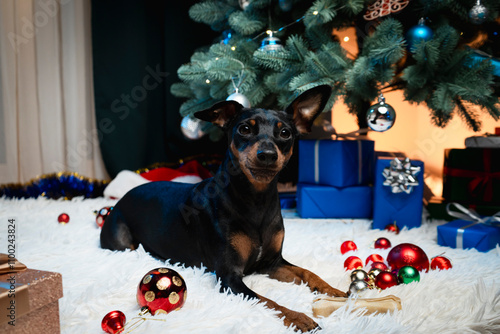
<box><xmin>101</xmin><ymin>310</ymin><xmax>126</xmax><ymax>334</ymax></box>
<box><xmin>374</xmin><ymin>271</ymin><xmax>398</xmax><ymax>290</ymax></box>
<box><xmin>57</xmin><ymin>213</ymin><xmax>70</xmax><ymax>224</ymax></box>
<box><xmin>95</xmin><ymin>206</ymin><xmax>114</xmax><ymax>228</ymax></box>
<box><xmin>430</xmin><ymin>256</ymin><xmax>453</xmax><ymax>270</ymax></box>
<box><xmin>370</xmin><ymin>261</ymin><xmax>388</xmax><ymax>271</ymax></box>
<box><xmin>344</xmin><ymin>256</ymin><xmax>363</xmax><ymax>270</ymax></box>
<box><xmin>365</xmin><ymin>254</ymin><xmax>384</xmax><ymax>266</ymax></box>
<box><xmin>137</xmin><ymin>268</ymin><xmax>187</xmax><ymax>315</ymax></box>
<box><xmin>340</xmin><ymin>240</ymin><xmax>358</xmax><ymax>254</ymax></box>
<box><xmin>374</xmin><ymin>237</ymin><xmax>392</xmax><ymax>249</ymax></box>
<box><xmin>384</xmin><ymin>223</ymin><xmax>399</xmax><ymax>234</ymax></box>
<box><xmin>387</xmin><ymin>243</ymin><xmax>429</xmax><ymax>272</ymax></box>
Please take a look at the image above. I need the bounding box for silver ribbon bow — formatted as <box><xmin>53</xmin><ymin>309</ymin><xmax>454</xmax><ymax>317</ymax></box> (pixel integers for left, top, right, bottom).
<box><xmin>446</xmin><ymin>202</ymin><xmax>500</xmax><ymax>249</ymax></box>
<box><xmin>382</xmin><ymin>158</ymin><xmax>421</xmax><ymax>194</ymax></box>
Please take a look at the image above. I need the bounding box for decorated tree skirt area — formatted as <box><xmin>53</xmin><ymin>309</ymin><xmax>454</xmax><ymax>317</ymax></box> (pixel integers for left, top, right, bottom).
<box><xmin>1</xmin><ymin>197</ymin><xmax>499</xmax><ymax>334</ymax></box>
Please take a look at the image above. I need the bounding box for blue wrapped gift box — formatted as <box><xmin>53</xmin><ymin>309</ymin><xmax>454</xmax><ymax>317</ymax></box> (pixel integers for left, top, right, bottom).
<box><xmin>372</xmin><ymin>158</ymin><xmax>424</xmax><ymax>230</ymax></box>
<box><xmin>437</xmin><ymin>220</ymin><xmax>500</xmax><ymax>252</ymax></box>
<box><xmin>297</xmin><ymin>183</ymin><xmax>372</xmax><ymax>218</ymax></box>
<box><xmin>298</xmin><ymin>140</ymin><xmax>375</xmax><ymax>188</ymax></box>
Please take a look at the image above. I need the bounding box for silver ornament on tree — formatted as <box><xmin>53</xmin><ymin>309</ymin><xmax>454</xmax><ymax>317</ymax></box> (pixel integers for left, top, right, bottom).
<box><xmin>239</xmin><ymin>0</ymin><xmax>250</xmax><ymax>10</ymax></box>
<box><xmin>366</xmin><ymin>94</ymin><xmax>396</xmax><ymax>132</ymax></box>
<box><xmin>226</xmin><ymin>89</ymin><xmax>251</xmax><ymax>108</ymax></box>
<box><xmin>226</xmin><ymin>68</ymin><xmax>251</xmax><ymax>108</ymax></box>
<box><xmin>469</xmin><ymin>0</ymin><xmax>489</xmax><ymax>25</ymax></box>
<box><xmin>259</xmin><ymin>31</ymin><xmax>284</xmax><ymax>52</ymax></box>
<box><xmin>181</xmin><ymin>116</ymin><xmax>206</xmax><ymax>140</ymax></box>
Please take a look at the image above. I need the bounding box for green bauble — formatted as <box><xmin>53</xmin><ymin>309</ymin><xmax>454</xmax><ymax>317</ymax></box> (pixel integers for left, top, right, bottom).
<box><xmin>397</xmin><ymin>266</ymin><xmax>420</xmax><ymax>284</ymax></box>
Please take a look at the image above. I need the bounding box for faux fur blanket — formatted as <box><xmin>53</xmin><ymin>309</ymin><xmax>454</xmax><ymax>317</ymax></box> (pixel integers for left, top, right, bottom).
<box><xmin>1</xmin><ymin>197</ymin><xmax>499</xmax><ymax>334</ymax></box>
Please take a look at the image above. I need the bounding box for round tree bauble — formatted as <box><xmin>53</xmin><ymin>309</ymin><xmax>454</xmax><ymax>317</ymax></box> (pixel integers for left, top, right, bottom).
<box><xmin>387</xmin><ymin>243</ymin><xmax>429</xmax><ymax>272</ymax></box>
<box><xmin>340</xmin><ymin>240</ymin><xmax>358</xmax><ymax>254</ymax></box>
<box><xmin>375</xmin><ymin>271</ymin><xmax>398</xmax><ymax>290</ymax></box>
<box><xmin>226</xmin><ymin>92</ymin><xmax>251</xmax><ymax>108</ymax></box>
<box><xmin>137</xmin><ymin>268</ymin><xmax>187</xmax><ymax>315</ymax></box>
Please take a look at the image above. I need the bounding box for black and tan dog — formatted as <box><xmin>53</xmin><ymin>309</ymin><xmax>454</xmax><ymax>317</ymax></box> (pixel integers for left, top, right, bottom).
<box><xmin>100</xmin><ymin>85</ymin><xmax>347</xmax><ymax>332</ymax></box>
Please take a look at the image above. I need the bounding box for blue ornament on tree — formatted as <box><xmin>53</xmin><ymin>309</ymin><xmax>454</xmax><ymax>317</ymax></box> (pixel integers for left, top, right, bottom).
<box><xmin>406</xmin><ymin>18</ymin><xmax>433</xmax><ymax>52</ymax></box>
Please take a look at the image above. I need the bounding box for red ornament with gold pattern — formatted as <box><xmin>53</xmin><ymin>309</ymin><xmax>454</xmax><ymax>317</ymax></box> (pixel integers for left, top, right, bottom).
<box><xmin>137</xmin><ymin>267</ymin><xmax>187</xmax><ymax>315</ymax></box>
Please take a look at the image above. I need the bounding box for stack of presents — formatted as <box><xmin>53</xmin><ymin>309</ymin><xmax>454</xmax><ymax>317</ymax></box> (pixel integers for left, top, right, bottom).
<box><xmin>295</xmin><ymin>129</ymin><xmax>500</xmax><ymax>252</ymax></box>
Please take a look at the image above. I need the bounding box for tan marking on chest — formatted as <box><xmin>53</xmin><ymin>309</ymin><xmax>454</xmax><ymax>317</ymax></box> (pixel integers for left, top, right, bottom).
<box><xmin>272</xmin><ymin>230</ymin><xmax>285</xmax><ymax>253</ymax></box>
<box><xmin>230</xmin><ymin>233</ymin><xmax>254</xmax><ymax>263</ymax></box>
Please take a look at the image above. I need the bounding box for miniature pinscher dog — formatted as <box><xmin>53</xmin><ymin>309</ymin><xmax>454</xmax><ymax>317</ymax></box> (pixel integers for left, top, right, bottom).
<box><xmin>100</xmin><ymin>85</ymin><xmax>347</xmax><ymax>332</ymax></box>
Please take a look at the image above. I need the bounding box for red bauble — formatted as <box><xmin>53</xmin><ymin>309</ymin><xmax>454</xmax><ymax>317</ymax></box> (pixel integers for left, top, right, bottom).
<box><xmin>340</xmin><ymin>240</ymin><xmax>358</xmax><ymax>254</ymax></box>
<box><xmin>365</xmin><ymin>254</ymin><xmax>384</xmax><ymax>266</ymax></box>
<box><xmin>374</xmin><ymin>237</ymin><xmax>392</xmax><ymax>249</ymax></box>
<box><xmin>371</xmin><ymin>261</ymin><xmax>388</xmax><ymax>271</ymax></box>
<box><xmin>137</xmin><ymin>268</ymin><xmax>187</xmax><ymax>315</ymax></box>
<box><xmin>375</xmin><ymin>271</ymin><xmax>398</xmax><ymax>290</ymax></box>
<box><xmin>58</xmin><ymin>213</ymin><xmax>70</xmax><ymax>224</ymax></box>
<box><xmin>430</xmin><ymin>256</ymin><xmax>453</xmax><ymax>270</ymax></box>
<box><xmin>95</xmin><ymin>206</ymin><xmax>114</xmax><ymax>228</ymax></box>
<box><xmin>101</xmin><ymin>310</ymin><xmax>126</xmax><ymax>334</ymax></box>
<box><xmin>344</xmin><ymin>256</ymin><xmax>363</xmax><ymax>270</ymax></box>
<box><xmin>384</xmin><ymin>223</ymin><xmax>399</xmax><ymax>234</ymax></box>
<box><xmin>387</xmin><ymin>243</ymin><xmax>429</xmax><ymax>272</ymax></box>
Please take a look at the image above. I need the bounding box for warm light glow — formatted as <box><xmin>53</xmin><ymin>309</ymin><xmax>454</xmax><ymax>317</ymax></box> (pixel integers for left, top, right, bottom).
<box><xmin>313</xmin><ymin>10</ymin><xmax>319</xmax><ymax>15</ymax></box>
<box><xmin>266</xmin><ymin>29</ymin><xmax>272</xmax><ymax>35</ymax></box>
<box><xmin>343</xmin><ymin>36</ymin><xmax>350</xmax><ymax>42</ymax></box>
<box><xmin>231</xmin><ymin>46</ymin><xmax>236</xmax><ymax>51</ymax></box>
<box><xmin>205</xmin><ymin>79</ymin><xmax>211</xmax><ymax>84</ymax></box>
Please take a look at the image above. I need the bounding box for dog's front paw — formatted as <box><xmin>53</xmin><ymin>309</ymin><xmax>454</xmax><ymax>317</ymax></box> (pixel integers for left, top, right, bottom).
<box><xmin>281</xmin><ymin>309</ymin><xmax>320</xmax><ymax>333</ymax></box>
<box><xmin>322</xmin><ymin>286</ymin><xmax>348</xmax><ymax>298</ymax></box>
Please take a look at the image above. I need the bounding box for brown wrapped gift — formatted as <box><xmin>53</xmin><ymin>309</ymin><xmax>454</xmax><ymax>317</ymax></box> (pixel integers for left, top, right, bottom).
<box><xmin>0</xmin><ymin>268</ymin><xmax>63</xmax><ymax>333</ymax></box>
<box><xmin>312</xmin><ymin>295</ymin><xmax>402</xmax><ymax>317</ymax></box>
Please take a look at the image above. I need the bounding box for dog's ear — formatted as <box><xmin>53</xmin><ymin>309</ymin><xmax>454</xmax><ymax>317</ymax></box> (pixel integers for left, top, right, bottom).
<box><xmin>285</xmin><ymin>85</ymin><xmax>332</xmax><ymax>134</ymax></box>
<box><xmin>194</xmin><ymin>100</ymin><xmax>244</xmax><ymax>128</ymax></box>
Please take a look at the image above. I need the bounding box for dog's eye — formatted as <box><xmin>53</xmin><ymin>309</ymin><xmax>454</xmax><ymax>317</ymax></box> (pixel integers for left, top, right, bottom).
<box><xmin>280</xmin><ymin>128</ymin><xmax>291</xmax><ymax>139</ymax></box>
<box><xmin>238</xmin><ymin>124</ymin><xmax>251</xmax><ymax>135</ymax></box>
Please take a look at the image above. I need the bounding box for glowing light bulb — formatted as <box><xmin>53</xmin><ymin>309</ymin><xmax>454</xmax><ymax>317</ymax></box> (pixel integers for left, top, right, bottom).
<box><xmin>205</xmin><ymin>79</ymin><xmax>211</xmax><ymax>84</ymax></box>
<box><xmin>343</xmin><ymin>36</ymin><xmax>350</xmax><ymax>42</ymax></box>
<box><xmin>313</xmin><ymin>10</ymin><xmax>319</xmax><ymax>15</ymax></box>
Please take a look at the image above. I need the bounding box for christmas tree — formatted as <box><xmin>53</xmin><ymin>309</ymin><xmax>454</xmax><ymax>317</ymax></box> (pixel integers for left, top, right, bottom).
<box><xmin>171</xmin><ymin>0</ymin><xmax>500</xmax><ymax>139</ymax></box>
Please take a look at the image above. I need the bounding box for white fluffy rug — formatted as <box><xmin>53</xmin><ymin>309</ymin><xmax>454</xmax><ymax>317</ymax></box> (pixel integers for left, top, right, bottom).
<box><xmin>1</xmin><ymin>197</ymin><xmax>500</xmax><ymax>334</ymax></box>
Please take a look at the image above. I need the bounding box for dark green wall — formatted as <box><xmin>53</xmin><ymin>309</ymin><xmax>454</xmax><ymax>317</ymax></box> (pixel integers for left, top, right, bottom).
<box><xmin>92</xmin><ymin>0</ymin><xmax>224</xmax><ymax>177</ymax></box>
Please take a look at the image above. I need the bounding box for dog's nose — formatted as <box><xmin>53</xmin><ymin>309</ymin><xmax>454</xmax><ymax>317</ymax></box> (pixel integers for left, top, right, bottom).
<box><xmin>257</xmin><ymin>149</ymin><xmax>278</xmax><ymax>166</ymax></box>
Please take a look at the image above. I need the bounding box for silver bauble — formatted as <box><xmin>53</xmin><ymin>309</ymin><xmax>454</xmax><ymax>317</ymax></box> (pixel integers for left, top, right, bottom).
<box><xmin>226</xmin><ymin>92</ymin><xmax>251</xmax><ymax>108</ymax></box>
<box><xmin>239</xmin><ymin>0</ymin><xmax>250</xmax><ymax>10</ymax></box>
<box><xmin>368</xmin><ymin>268</ymin><xmax>383</xmax><ymax>279</ymax></box>
<box><xmin>469</xmin><ymin>0</ymin><xmax>489</xmax><ymax>25</ymax></box>
<box><xmin>350</xmin><ymin>269</ymin><xmax>369</xmax><ymax>282</ymax></box>
<box><xmin>349</xmin><ymin>280</ymin><xmax>369</xmax><ymax>295</ymax></box>
<box><xmin>180</xmin><ymin>116</ymin><xmax>205</xmax><ymax>140</ymax></box>
<box><xmin>366</xmin><ymin>94</ymin><xmax>396</xmax><ymax>132</ymax></box>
